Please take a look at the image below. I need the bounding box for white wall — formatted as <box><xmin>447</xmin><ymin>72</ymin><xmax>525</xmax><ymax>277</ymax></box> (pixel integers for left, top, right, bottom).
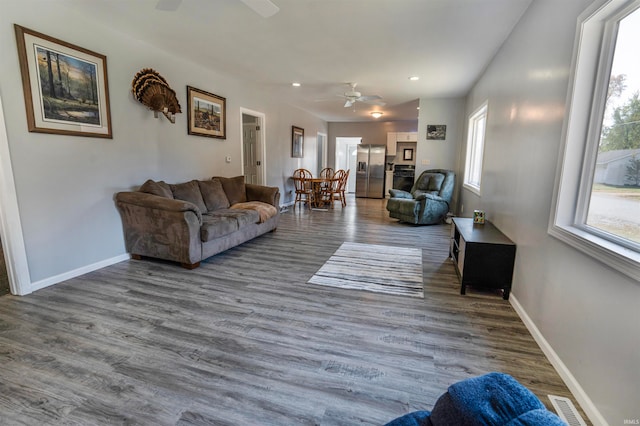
<box><xmin>459</xmin><ymin>0</ymin><xmax>639</xmax><ymax>424</ymax></box>
<box><xmin>0</xmin><ymin>0</ymin><xmax>326</xmax><ymax>289</ymax></box>
<box><xmin>416</xmin><ymin>98</ymin><xmax>464</xmax><ymax>211</ymax></box>
<box><xmin>416</xmin><ymin>98</ymin><xmax>464</xmax><ymax>175</ymax></box>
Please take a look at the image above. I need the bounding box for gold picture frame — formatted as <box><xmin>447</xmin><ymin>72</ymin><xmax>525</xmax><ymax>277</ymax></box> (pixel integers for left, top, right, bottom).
<box><xmin>292</xmin><ymin>126</ymin><xmax>304</xmax><ymax>158</ymax></box>
<box><xmin>14</xmin><ymin>25</ymin><xmax>112</xmax><ymax>138</ymax></box>
<box><xmin>187</xmin><ymin>85</ymin><xmax>226</xmax><ymax>139</ymax></box>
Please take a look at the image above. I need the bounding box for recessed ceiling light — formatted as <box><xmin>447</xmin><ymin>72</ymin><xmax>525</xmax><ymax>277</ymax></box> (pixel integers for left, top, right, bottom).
<box><xmin>409</xmin><ymin>76</ymin><xmax>420</xmax><ymax>81</ymax></box>
<box><xmin>370</xmin><ymin>112</ymin><xmax>383</xmax><ymax>119</ymax></box>
<box><xmin>292</xmin><ymin>82</ymin><xmax>301</xmax><ymax>87</ymax></box>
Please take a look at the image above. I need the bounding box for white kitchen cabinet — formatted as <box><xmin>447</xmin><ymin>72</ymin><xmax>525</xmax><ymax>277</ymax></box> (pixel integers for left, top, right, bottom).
<box><xmin>387</xmin><ymin>132</ymin><xmax>418</xmax><ymax>156</ymax></box>
<box><xmin>396</xmin><ymin>132</ymin><xmax>418</xmax><ymax>142</ymax></box>
<box><xmin>386</xmin><ymin>132</ymin><xmax>397</xmax><ymax>156</ymax></box>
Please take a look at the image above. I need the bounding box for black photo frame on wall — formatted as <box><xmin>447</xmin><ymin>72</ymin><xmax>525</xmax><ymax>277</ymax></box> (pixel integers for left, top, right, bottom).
<box><xmin>403</xmin><ymin>148</ymin><xmax>414</xmax><ymax>161</ymax></box>
<box><xmin>427</xmin><ymin>124</ymin><xmax>447</xmax><ymax>140</ymax></box>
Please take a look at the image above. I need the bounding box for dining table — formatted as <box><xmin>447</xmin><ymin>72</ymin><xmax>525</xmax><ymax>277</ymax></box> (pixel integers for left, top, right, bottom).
<box><xmin>306</xmin><ymin>177</ymin><xmax>332</xmax><ymax>209</ymax></box>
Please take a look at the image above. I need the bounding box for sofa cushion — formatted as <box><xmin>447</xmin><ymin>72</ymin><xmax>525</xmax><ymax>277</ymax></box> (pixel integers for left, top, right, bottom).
<box><xmin>198</xmin><ymin>179</ymin><xmax>230</xmax><ymax>211</ymax></box>
<box><xmin>384</xmin><ymin>411</ymin><xmax>432</xmax><ymax>426</ymax></box>
<box><xmin>427</xmin><ymin>173</ymin><xmax>445</xmax><ymax>191</ymax></box>
<box><xmin>413</xmin><ymin>190</ymin><xmax>440</xmax><ymax>200</ymax></box>
<box><xmin>139</xmin><ymin>179</ymin><xmax>174</xmax><ymax>199</ymax></box>
<box><xmin>230</xmin><ymin>201</ymin><xmax>277</xmax><ymax>223</ymax></box>
<box><xmin>214</xmin><ymin>176</ymin><xmax>247</xmax><ymax>205</ymax></box>
<box><xmin>170</xmin><ymin>180</ymin><xmax>207</xmax><ymax>213</ymax></box>
<box><xmin>208</xmin><ymin>208</ymin><xmax>260</xmax><ymax>227</ymax></box>
<box><xmin>415</xmin><ymin>173</ymin><xmax>445</xmax><ymax>192</ymax></box>
<box><xmin>429</xmin><ymin>373</ymin><xmax>546</xmax><ymax>426</ymax></box>
<box><xmin>200</xmin><ymin>215</ymin><xmax>239</xmax><ymax>242</ymax></box>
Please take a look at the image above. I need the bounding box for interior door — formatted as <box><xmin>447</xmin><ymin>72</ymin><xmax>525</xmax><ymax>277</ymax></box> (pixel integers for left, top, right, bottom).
<box><xmin>242</xmin><ymin>113</ymin><xmax>259</xmax><ymax>184</ymax></box>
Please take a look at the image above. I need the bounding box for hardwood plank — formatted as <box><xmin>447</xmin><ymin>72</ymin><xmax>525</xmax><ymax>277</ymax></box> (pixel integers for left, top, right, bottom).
<box><xmin>0</xmin><ymin>196</ymin><xmax>590</xmax><ymax>425</ymax></box>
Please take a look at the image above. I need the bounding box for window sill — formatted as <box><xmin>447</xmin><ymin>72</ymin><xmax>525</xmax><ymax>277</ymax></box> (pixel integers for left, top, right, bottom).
<box><xmin>548</xmin><ymin>223</ymin><xmax>640</xmax><ymax>282</ymax></box>
<box><xmin>463</xmin><ymin>183</ymin><xmax>481</xmax><ymax>197</ymax></box>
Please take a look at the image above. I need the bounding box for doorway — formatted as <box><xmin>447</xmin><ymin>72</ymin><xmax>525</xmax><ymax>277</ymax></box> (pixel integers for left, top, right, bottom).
<box><xmin>0</xmin><ymin>92</ymin><xmax>31</xmax><ymax>295</ymax></box>
<box><xmin>240</xmin><ymin>108</ymin><xmax>266</xmax><ymax>185</ymax></box>
<box><xmin>335</xmin><ymin>137</ymin><xmax>361</xmax><ymax>193</ymax></box>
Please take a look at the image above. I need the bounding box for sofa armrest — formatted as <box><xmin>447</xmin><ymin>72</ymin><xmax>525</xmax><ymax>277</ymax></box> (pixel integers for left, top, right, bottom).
<box><xmin>115</xmin><ymin>191</ymin><xmax>203</xmax><ymax>265</ymax></box>
<box><xmin>246</xmin><ymin>184</ymin><xmax>280</xmax><ymax>208</ymax></box>
<box><xmin>425</xmin><ymin>194</ymin><xmax>450</xmax><ymax>210</ymax></box>
<box><xmin>415</xmin><ymin>192</ymin><xmax>441</xmax><ymax>201</ymax></box>
<box><xmin>389</xmin><ymin>189</ymin><xmax>413</xmax><ymax>199</ymax></box>
<box><xmin>116</xmin><ymin>191</ymin><xmax>202</xmax><ymax>223</ymax></box>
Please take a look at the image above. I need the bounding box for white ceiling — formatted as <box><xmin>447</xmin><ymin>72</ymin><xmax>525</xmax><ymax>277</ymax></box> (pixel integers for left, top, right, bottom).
<box><xmin>65</xmin><ymin>0</ymin><xmax>533</xmax><ymax>122</ymax></box>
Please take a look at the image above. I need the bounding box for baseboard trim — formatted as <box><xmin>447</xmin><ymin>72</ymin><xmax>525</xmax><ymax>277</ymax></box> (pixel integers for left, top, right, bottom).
<box><xmin>509</xmin><ymin>295</ymin><xmax>609</xmax><ymax>426</ymax></box>
<box><xmin>27</xmin><ymin>253</ymin><xmax>130</xmax><ymax>294</ymax></box>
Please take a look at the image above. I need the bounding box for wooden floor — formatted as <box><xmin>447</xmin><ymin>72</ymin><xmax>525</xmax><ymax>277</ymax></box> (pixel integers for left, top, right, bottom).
<box><xmin>0</xmin><ymin>197</ymin><xmax>587</xmax><ymax>425</ymax></box>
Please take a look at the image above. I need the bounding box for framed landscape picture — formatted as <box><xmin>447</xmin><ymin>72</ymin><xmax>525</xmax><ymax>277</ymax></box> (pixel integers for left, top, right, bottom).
<box><xmin>14</xmin><ymin>25</ymin><xmax>112</xmax><ymax>138</ymax></box>
<box><xmin>427</xmin><ymin>124</ymin><xmax>446</xmax><ymax>140</ymax></box>
<box><xmin>292</xmin><ymin>126</ymin><xmax>304</xmax><ymax>158</ymax></box>
<box><xmin>187</xmin><ymin>86</ymin><xmax>226</xmax><ymax>139</ymax></box>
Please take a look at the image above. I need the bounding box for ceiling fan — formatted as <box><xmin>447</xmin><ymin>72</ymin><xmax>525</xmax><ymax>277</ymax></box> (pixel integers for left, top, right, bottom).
<box><xmin>340</xmin><ymin>83</ymin><xmax>385</xmax><ymax>108</ymax></box>
<box><xmin>155</xmin><ymin>0</ymin><xmax>280</xmax><ymax>18</ymax></box>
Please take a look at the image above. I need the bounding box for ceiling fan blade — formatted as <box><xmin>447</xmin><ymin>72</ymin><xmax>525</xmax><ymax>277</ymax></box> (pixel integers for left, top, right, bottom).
<box><xmin>361</xmin><ymin>99</ymin><xmax>386</xmax><ymax>106</ymax></box>
<box><xmin>239</xmin><ymin>0</ymin><xmax>280</xmax><ymax>18</ymax></box>
<box><xmin>358</xmin><ymin>95</ymin><xmax>382</xmax><ymax>102</ymax></box>
<box><xmin>156</xmin><ymin>0</ymin><xmax>182</xmax><ymax>11</ymax></box>
<box><xmin>344</xmin><ymin>100</ymin><xmax>354</xmax><ymax>108</ymax></box>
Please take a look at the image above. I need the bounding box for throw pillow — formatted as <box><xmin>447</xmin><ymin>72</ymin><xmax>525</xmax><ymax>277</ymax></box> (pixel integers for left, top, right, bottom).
<box><xmin>213</xmin><ymin>176</ymin><xmax>247</xmax><ymax>205</ymax></box>
<box><xmin>139</xmin><ymin>179</ymin><xmax>174</xmax><ymax>199</ymax></box>
<box><xmin>198</xmin><ymin>179</ymin><xmax>230</xmax><ymax>211</ymax></box>
<box><xmin>170</xmin><ymin>180</ymin><xmax>207</xmax><ymax>212</ymax></box>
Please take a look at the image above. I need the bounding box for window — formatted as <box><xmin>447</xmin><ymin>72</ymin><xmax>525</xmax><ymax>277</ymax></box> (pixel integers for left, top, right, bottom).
<box><xmin>550</xmin><ymin>0</ymin><xmax>640</xmax><ymax>281</ymax></box>
<box><xmin>464</xmin><ymin>102</ymin><xmax>488</xmax><ymax>195</ymax></box>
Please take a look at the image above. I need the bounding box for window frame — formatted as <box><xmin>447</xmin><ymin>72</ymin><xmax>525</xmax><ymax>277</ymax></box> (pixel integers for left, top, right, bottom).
<box><xmin>463</xmin><ymin>101</ymin><xmax>488</xmax><ymax>196</ymax></box>
<box><xmin>549</xmin><ymin>0</ymin><xmax>640</xmax><ymax>281</ymax></box>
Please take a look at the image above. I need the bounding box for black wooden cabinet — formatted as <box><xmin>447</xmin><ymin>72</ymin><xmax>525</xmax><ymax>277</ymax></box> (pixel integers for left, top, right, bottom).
<box><xmin>450</xmin><ymin>218</ymin><xmax>516</xmax><ymax>300</ymax></box>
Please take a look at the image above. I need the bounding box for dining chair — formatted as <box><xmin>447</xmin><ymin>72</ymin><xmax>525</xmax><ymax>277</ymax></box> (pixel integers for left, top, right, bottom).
<box><xmin>319</xmin><ymin>167</ymin><xmax>334</xmax><ymax>179</ymax></box>
<box><xmin>324</xmin><ymin>169</ymin><xmax>346</xmax><ymax>208</ymax></box>
<box><xmin>339</xmin><ymin>169</ymin><xmax>350</xmax><ymax>207</ymax></box>
<box><xmin>292</xmin><ymin>168</ymin><xmax>314</xmax><ymax>210</ymax></box>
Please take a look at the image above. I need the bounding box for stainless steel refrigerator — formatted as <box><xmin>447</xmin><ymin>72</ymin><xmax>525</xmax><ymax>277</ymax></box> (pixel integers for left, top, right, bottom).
<box><xmin>356</xmin><ymin>144</ymin><xmax>386</xmax><ymax>198</ymax></box>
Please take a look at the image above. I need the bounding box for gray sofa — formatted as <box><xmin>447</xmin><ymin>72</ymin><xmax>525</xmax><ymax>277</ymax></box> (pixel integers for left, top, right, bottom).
<box><xmin>115</xmin><ymin>176</ymin><xmax>280</xmax><ymax>269</ymax></box>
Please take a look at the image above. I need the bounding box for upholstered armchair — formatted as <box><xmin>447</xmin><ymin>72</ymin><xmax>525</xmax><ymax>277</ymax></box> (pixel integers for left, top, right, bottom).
<box><xmin>386</xmin><ymin>169</ymin><xmax>455</xmax><ymax>225</ymax></box>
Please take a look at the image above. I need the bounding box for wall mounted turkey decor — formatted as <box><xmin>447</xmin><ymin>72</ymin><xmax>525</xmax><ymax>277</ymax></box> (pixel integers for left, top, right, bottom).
<box><xmin>131</xmin><ymin>68</ymin><xmax>181</xmax><ymax>123</ymax></box>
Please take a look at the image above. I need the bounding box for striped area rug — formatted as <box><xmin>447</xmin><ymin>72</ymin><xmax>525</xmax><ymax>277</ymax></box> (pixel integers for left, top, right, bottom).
<box><xmin>308</xmin><ymin>242</ymin><xmax>423</xmax><ymax>298</ymax></box>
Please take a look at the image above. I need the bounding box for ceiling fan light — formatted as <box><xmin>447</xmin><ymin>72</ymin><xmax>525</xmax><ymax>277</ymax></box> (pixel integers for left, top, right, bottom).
<box><xmin>371</xmin><ymin>112</ymin><xmax>383</xmax><ymax>119</ymax></box>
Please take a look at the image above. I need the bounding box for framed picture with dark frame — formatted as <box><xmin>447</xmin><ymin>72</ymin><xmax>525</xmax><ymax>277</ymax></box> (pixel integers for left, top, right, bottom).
<box><xmin>404</xmin><ymin>148</ymin><xmax>414</xmax><ymax>161</ymax></box>
<box><xmin>187</xmin><ymin>85</ymin><xmax>226</xmax><ymax>139</ymax></box>
<box><xmin>427</xmin><ymin>124</ymin><xmax>447</xmax><ymax>140</ymax></box>
<box><xmin>14</xmin><ymin>24</ymin><xmax>112</xmax><ymax>138</ymax></box>
<box><xmin>292</xmin><ymin>126</ymin><xmax>304</xmax><ymax>158</ymax></box>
